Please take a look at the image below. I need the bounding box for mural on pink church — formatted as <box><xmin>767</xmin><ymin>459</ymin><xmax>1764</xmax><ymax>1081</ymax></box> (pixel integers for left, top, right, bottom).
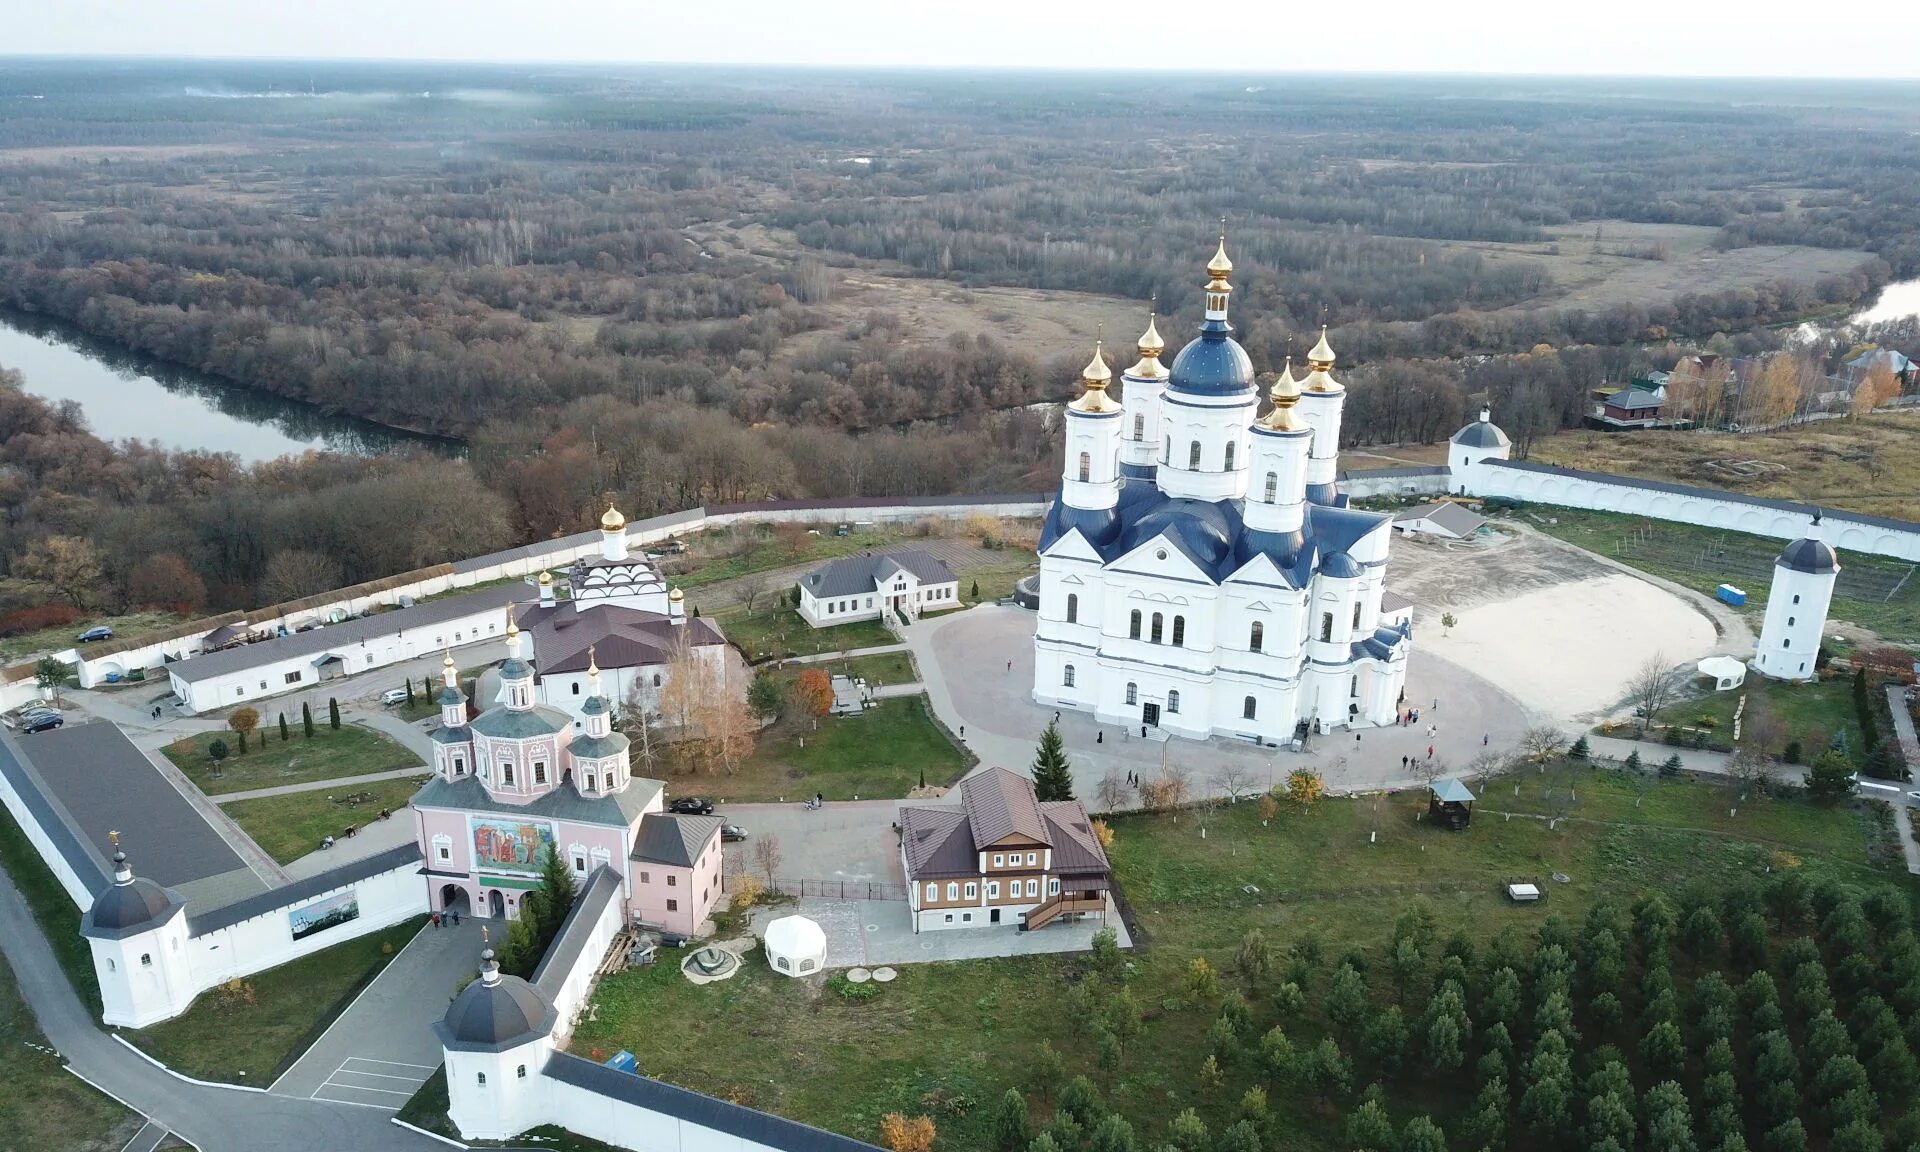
<box><xmin>471</xmin><ymin>816</ymin><xmax>555</xmax><ymax>874</ymax></box>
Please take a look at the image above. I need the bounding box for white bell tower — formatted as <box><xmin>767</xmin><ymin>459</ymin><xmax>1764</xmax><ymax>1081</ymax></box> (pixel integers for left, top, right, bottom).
<box><xmin>1752</xmin><ymin>514</ymin><xmax>1839</xmax><ymax>682</ymax></box>
<box><xmin>1295</xmin><ymin>327</ymin><xmax>1347</xmax><ymax>505</ymax></box>
<box><xmin>1061</xmin><ymin>342</ymin><xmax>1124</xmax><ymax>512</ymax></box>
<box><xmin>1244</xmin><ymin>359</ymin><xmax>1312</xmax><ymax>536</ymax></box>
<box><xmin>1118</xmin><ymin>312</ymin><xmax>1168</xmax><ymax>477</ymax></box>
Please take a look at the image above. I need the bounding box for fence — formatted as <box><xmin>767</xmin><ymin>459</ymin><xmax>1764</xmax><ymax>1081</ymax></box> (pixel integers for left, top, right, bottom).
<box><xmin>768</xmin><ymin>878</ymin><xmax>907</xmax><ymax>901</ymax></box>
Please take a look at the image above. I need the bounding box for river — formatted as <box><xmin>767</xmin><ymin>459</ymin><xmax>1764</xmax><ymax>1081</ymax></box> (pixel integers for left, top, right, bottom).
<box><xmin>0</xmin><ymin>312</ymin><xmax>457</xmax><ymax>462</ymax></box>
<box><xmin>1796</xmin><ymin>277</ymin><xmax>1920</xmax><ymax>342</ymax></box>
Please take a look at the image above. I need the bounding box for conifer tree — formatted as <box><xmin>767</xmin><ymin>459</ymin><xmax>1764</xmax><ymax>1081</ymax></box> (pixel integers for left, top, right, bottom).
<box><xmin>278</xmin><ymin>712</ymin><xmax>289</xmax><ymax>742</ymax></box>
<box><xmin>327</xmin><ymin>696</ymin><xmax>341</xmax><ymax>730</ymax></box>
<box><xmin>1030</xmin><ymin>720</ymin><xmax>1074</xmax><ymax>801</ymax></box>
<box><xmin>535</xmin><ymin>842</ymin><xmax>577</xmax><ymax>944</ymax></box>
<box><xmin>302</xmin><ymin>700</ymin><xmax>315</xmax><ymax>738</ymax></box>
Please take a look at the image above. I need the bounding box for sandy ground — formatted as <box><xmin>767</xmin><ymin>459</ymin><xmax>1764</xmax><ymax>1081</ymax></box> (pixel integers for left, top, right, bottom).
<box><xmin>1420</xmin><ymin>571</ymin><xmax>1717</xmax><ymax>726</ymax></box>
<box><xmin>1385</xmin><ymin>528</ymin><xmax>1723</xmax><ymax>726</ymax></box>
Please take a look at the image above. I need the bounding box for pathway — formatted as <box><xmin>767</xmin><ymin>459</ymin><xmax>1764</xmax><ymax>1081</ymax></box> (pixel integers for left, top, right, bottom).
<box><xmin>0</xmin><ymin>863</ymin><xmax>445</xmax><ymax>1152</ymax></box>
<box><xmin>282</xmin><ymin>814</ymin><xmax>417</xmax><ymax>881</ymax></box>
<box><xmin>784</xmin><ymin>644</ymin><xmax>909</xmax><ymax>665</ymax></box>
<box><xmin>273</xmin><ymin>917</ymin><xmax>479</xmax><ymax>1110</ymax></box>
<box><xmin>209</xmin><ymin>766</ymin><xmax>429</xmax><ymax>804</ymax></box>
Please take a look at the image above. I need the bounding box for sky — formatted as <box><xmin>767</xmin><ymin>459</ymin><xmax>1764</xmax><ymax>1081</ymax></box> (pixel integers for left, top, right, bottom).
<box><xmin>10</xmin><ymin>0</ymin><xmax>1920</xmax><ymax>79</ymax></box>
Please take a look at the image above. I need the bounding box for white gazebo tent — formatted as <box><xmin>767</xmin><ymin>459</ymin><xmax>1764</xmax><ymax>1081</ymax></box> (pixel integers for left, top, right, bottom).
<box><xmin>1697</xmin><ymin>656</ymin><xmax>1748</xmax><ymax>691</ymax></box>
<box><xmin>764</xmin><ymin>915</ymin><xmax>827</xmax><ymax>978</ymax></box>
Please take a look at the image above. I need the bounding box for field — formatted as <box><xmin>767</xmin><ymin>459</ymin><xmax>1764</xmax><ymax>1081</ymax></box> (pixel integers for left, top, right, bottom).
<box><xmin>219</xmin><ymin>776</ymin><xmax>429</xmax><ymax>865</ymax></box>
<box><xmin>127</xmin><ymin>916</ymin><xmax>427</xmax><ymax>1084</ymax></box>
<box><xmin>713</xmin><ymin>603</ymin><xmax>896</xmax><ymax>662</ymax></box>
<box><xmin>1640</xmin><ymin>676</ymin><xmax>1866</xmax><ymax>763</ymax></box>
<box><xmin>0</xmin><ymin>954</ymin><xmax>135</xmax><ymax>1152</ymax></box>
<box><xmin>676</xmin><ymin>695</ymin><xmax>967</xmax><ymax>804</ymax></box>
<box><xmin>823</xmin><ymin>651</ymin><xmax>919</xmax><ymax>686</ymax></box>
<box><xmin>163</xmin><ymin>722</ymin><xmax>423</xmax><ymax>795</ymax></box>
<box><xmin>0</xmin><ymin>800</ymin><xmax>99</xmax><ymax>1014</ymax></box>
<box><xmin>1522</xmin><ymin>507</ymin><xmax>1920</xmax><ymax>643</ymax></box>
<box><xmin>0</xmin><ymin>610</ymin><xmax>180</xmax><ymax>662</ymax></box>
<box><xmin>564</xmin><ymin>767</ymin><xmax>1908</xmax><ymax>1149</ymax></box>
<box><xmin>1528</xmin><ymin>413</ymin><xmax>1920</xmax><ymax>523</ymax></box>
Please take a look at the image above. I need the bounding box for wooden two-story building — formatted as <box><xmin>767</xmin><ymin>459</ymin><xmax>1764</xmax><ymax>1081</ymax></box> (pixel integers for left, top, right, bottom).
<box><xmin>898</xmin><ymin>767</ymin><xmax>1112</xmax><ymax>934</ymax></box>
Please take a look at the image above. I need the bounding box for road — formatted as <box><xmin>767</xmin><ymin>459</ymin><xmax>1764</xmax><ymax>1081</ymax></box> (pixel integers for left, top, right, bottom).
<box><xmin>0</xmin><ymin>861</ymin><xmax>446</xmax><ymax>1152</ymax></box>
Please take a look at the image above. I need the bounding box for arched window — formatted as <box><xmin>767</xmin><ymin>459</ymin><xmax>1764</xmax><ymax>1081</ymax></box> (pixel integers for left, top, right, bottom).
<box><xmin>1150</xmin><ymin>613</ymin><xmax>1164</xmax><ymax>644</ymax></box>
<box><xmin>1320</xmin><ymin>613</ymin><xmax>1334</xmax><ymax>642</ymax></box>
<box><xmin>478</xmin><ymin>1072</ymin><xmax>487</xmax><ymax>1086</ymax></box>
<box><xmin>1244</xmin><ymin>696</ymin><xmax>1257</xmax><ymax>720</ymax></box>
<box><xmin>1264</xmin><ymin>471</ymin><xmax>1278</xmax><ymax>503</ymax></box>
<box><xmin>1783</xmin><ymin>638</ymin><xmax>1790</xmax><ymax>648</ymax></box>
<box><xmin>1077</xmin><ymin>452</ymin><xmax>1091</xmax><ymax>483</ymax></box>
<box><xmin>1224</xmin><ymin>442</ymin><xmax>1236</xmax><ymax>471</ymax></box>
<box><xmin>1793</xmin><ymin>594</ymin><xmax>1801</xmax><ymax>604</ymax></box>
<box><xmin>1129</xmin><ymin>609</ymin><xmax>1142</xmax><ymax>639</ymax></box>
<box><xmin>1352</xmin><ymin>602</ymin><xmax>1363</xmax><ymax>630</ymax></box>
<box><xmin>1125</xmin><ymin>683</ymin><xmax>1138</xmax><ymax>705</ymax></box>
<box><xmin>517</xmin><ymin>1065</ymin><xmax>527</xmax><ymax>1079</ymax></box>
<box><xmin>926</xmin><ymin>883</ymin><xmax>938</xmax><ymax>901</ymax></box>
<box><xmin>1171</xmin><ymin>616</ymin><xmax>1186</xmax><ymax>646</ymax></box>
<box><xmin>1189</xmin><ymin>440</ymin><xmax>1202</xmax><ymax>469</ymax></box>
<box><xmin>1133</xmin><ymin>413</ymin><xmax>1145</xmax><ymax>440</ymax></box>
<box><xmin>1066</xmin><ymin>594</ymin><xmax>1078</xmax><ymax>624</ymax></box>
<box><xmin>1167</xmin><ymin>690</ymin><xmax>1181</xmax><ymax>714</ymax></box>
<box><xmin>1164</xmin><ymin>435</ymin><xmax>1171</xmax><ymax>463</ymax></box>
<box><xmin>1250</xmin><ymin>621</ymin><xmax>1264</xmax><ymax>652</ymax></box>
<box><xmin>1063</xmin><ymin>665</ymin><xmax>1076</xmax><ymax>688</ymax></box>
<box><xmin>1788</xmin><ymin>616</ymin><xmax>1795</xmax><ymax>626</ymax></box>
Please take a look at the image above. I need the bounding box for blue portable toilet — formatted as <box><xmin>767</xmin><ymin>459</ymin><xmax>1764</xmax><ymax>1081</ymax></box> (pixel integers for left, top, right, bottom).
<box><xmin>604</xmin><ymin>1050</ymin><xmax>638</xmax><ymax>1073</ymax></box>
<box><xmin>1716</xmin><ymin>584</ymin><xmax>1746</xmax><ymax>607</ymax></box>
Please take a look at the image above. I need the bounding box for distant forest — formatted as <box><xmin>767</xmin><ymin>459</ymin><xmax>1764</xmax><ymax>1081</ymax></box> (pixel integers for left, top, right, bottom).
<box><xmin>1</xmin><ymin>62</ymin><xmax>1918</xmax><ymax>612</ymax></box>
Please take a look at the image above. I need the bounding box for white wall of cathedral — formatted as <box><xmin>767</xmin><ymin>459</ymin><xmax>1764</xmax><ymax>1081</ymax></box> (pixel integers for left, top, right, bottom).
<box><xmin>1243</xmin><ymin>428</ymin><xmax>1312</xmax><ymax>533</ymax></box>
<box><xmin>1119</xmin><ymin>376</ymin><xmax>1165</xmax><ymax>468</ymax></box>
<box><xmin>1063</xmin><ymin>412</ymin><xmax>1124</xmax><ymax>509</ymax></box>
<box><xmin>1751</xmin><ymin>566</ymin><xmax>1836</xmax><ymax>682</ymax></box>
<box><xmin>1297</xmin><ymin>390</ymin><xmax>1346</xmax><ymax>487</ymax></box>
<box><xmin>1156</xmin><ymin>394</ymin><xmax>1255</xmax><ymax>503</ymax></box>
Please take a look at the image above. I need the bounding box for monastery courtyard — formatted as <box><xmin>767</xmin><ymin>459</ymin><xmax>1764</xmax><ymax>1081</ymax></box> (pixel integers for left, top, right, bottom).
<box><xmin>908</xmin><ymin>522</ymin><xmax>1729</xmax><ymax>799</ymax></box>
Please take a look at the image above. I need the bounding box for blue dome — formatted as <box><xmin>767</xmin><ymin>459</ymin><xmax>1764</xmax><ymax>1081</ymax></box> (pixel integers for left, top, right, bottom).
<box><xmin>1168</xmin><ymin>332</ymin><xmax>1255</xmax><ymax>397</ymax></box>
<box><xmin>1320</xmin><ymin>551</ymin><xmax>1363</xmax><ymax>579</ymax></box>
<box><xmin>1778</xmin><ymin>537</ymin><xmax>1837</xmax><ymax>575</ymax></box>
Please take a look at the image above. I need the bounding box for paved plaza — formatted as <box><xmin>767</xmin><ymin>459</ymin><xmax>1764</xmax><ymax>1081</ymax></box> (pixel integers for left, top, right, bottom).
<box><xmin>751</xmin><ymin>895</ymin><xmax>1130</xmax><ymax>969</ymax></box>
<box><xmin>719</xmin><ymin>799</ymin><xmax>907</xmax><ymax>888</ymax></box>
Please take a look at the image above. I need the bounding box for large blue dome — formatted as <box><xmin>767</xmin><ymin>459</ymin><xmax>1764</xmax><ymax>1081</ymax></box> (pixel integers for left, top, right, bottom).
<box><xmin>1168</xmin><ymin>332</ymin><xmax>1255</xmax><ymax>397</ymax></box>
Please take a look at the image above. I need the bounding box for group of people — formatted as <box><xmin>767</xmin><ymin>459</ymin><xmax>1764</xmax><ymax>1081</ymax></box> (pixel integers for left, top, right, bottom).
<box><xmin>431</xmin><ymin>908</ymin><xmax>463</xmax><ymax>928</ymax></box>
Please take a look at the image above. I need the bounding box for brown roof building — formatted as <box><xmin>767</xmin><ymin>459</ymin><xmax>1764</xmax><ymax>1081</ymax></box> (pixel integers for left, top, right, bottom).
<box><xmin>898</xmin><ymin>767</ymin><xmax>1111</xmax><ymax>934</ymax></box>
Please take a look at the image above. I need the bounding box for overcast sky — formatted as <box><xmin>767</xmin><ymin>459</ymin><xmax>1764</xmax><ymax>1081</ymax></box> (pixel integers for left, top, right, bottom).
<box><xmin>12</xmin><ymin>0</ymin><xmax>1920</xmax><ymax>79</ymax></box>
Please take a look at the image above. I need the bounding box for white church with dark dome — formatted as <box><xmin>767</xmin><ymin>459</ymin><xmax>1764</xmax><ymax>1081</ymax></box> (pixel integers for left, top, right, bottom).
<box><xmin>1033</xmin><ymin>236</ymin><xmax>1411</xmax><ymax>742</ymax></box>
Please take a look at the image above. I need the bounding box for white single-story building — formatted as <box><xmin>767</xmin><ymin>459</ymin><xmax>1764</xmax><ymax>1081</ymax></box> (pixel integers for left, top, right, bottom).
<box><xmin>1392</xmin><ymin>500</ymin><xmax>1487</xmax><ymax>541</ymax></box>
<box><xmin>796</xmin><ymin>550</ymin><xmax>961</xmax><ymax>628</ymax></box>
<box><xmin>166</xmin><ymin>584</ymin><xmax>523</xmax><ymax>714</ymax></box>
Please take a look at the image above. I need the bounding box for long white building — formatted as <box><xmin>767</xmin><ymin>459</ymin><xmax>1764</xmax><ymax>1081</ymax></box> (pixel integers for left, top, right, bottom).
<box><xmin>1032</xmin><ymin>237</ymin><xmax>1411</xmax><ymax>743</ymax></box>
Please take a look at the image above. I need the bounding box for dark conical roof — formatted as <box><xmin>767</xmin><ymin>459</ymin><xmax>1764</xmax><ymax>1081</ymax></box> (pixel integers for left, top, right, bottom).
<box><xmin>1778</xmin><ymin>537</ymin><xmax>1838</xmax><ymax>575</ymax></box>
<box><xmin>440</xmin><ymin>963</ymin><xmax>556</xmax><ymax>1051</ymax></box>
<box><xmin>83</xmin><ymin>851</ymin><xmax>180</xmax><ymax>937</ymax></box>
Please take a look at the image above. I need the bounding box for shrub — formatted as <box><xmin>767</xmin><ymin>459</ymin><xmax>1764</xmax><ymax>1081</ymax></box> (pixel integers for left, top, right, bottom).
<box><xmin>1569</xmin><ymin>735</ymin><xmax>1590</xmax><ymax>759</ymax></box>
<box><xmin>1784</xmin><ymin>739</ymin><xmax>1804</xmax><ymax>764</ymax></box>
<box><xmin>0</xmin><ymin>602</ymin><xmax>81</xmax><ymax>637</ymax></box>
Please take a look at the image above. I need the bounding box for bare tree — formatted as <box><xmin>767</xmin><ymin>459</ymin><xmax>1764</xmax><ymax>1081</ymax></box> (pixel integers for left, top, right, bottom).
<box><xmin>1743</xmin><ymin>694</ymin><xmax>1787</xmax><ymax>758</ymax></box>
<box><xmin>1519</xmin><ymin>726</ymin><xmax>1568</xmax><ymax>765</ymax></box>
<box><xmin>1213</xmin><ymin>763</ymin><xmax>1258</xmax><ymax>804</ymax></box>
<box><xmin>260</xmin><ymin>548</ymin><xmax>342</xmax><ymax>604</ymax></box>
<box><xmin>1626</xmin><ymin>652</ymin><xmax>1677</xmax><ymax>734</ymax></box>
<box><xmin>753</xmin><ymin>835</ymin><xmax>783</xmax><ymax>884</ymax></box>
<box><xmin>1095</xmin><ymin>771</ymin><xmax>1131</xmax><ymax>813</ymax></box>
<box><xmin>1729</xmin><ymin>743</ymin><xmax>1775</xmax><ymax>797</ymax></box>
<box><xmin>737</xmin><ymin>572</ymin><xmax>770</xmax><ymax>617</ymax></box>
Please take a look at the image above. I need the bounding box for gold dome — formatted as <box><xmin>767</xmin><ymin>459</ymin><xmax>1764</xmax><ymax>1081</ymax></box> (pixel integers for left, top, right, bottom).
<box><xmin>1307</xmin><ymin>325</ymin><xmax>1335</xmax><ymax>369</ymax></box>
<box><xmin>587</xmin><ymin>644</ymin><xmax>600</xmax><ymax>678</ymax></box>
<box><xmin>1207</xmin><ymin>234</ymin><xmax>1233</xmax><ymax>279</ymax></box>
<box><xmin>537</xmin><ymin>570</ymin><xmax>553</xmax><ymax>586</ymax></box>
<box><xmin>1069</xmin><ymin>341</ymin><xmax>1121</xmax><ymax>414</ymax></box>
<box><xmin>505</xmin><ymin>604</ymin><xmax>519</xmax><ymax>638</ymax></box>
<box><xmin>442</xmin><ymin>649</ymin><xmax>456</xmax><ymax>670</ymax></box>
<box><xmin>600</xmin><ymin>503</ymin><xmax>626</xmax><ymax>532</ymax></box>
<box><xmin>1137</xmin><ymin>312</ymin><xmax>1164</xmax><ymax>357</ymax></box>
<box><xmin>1259</xmin><ymin>358</ymin><xmax>1306</xmax><ymax>431</ymax></box>
<box><xmin>669</xmin><ymin>587</ymin><xmax>684</xmax><ymax>602</ymax></box>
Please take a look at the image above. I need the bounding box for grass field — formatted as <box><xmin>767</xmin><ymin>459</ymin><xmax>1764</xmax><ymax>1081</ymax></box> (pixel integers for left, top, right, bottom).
<box><xmin>0</xmin><ymin>801</ymin><xmax>100</xmax><ymax>1015</ymax></box>
<box><xmin>128</xmin><ymin>916</ymin><xmax>427</xmax><ymax>1084</ymax></box>
<box><xmin>675</xmin><ymin>694</ymin><xmax>966</xmax><ymax>803</ymax></box>
<box><xmin>0</xmin><ymin>955</ymin><xmax>135</xmax><ymax>1152</ymax></box>
<box><xmin>714</xmin><ymin>603</ymin><xmax>896</xmax><ymax>661</ymax></box>
<box><xmin>220</xmin><ymin>776</ymin><xmax>428</xmax><ymax>865</ymax></box>
<box><xmin>564</xmin><ymin>766</ymin><xmax>1906</xmax><ymax>1150</ymax></box>
<box><xmin>1523</xmin><ymin>506</ymin><xmax>1920</xmax><ymax>642</ymax></box>
<box><xmin>812</xmin><ymin>650</ymin><xmax>918</xmax><ymax>686</ymax></box>
<box><xmin>1642</xmin><ymin>675</ymin><xmax>1865</xmax><ymax>761</ymax></box>
<box><xmin>164</xmin><ymin>722</ymin><xmax>423</xmax><ymax>796</ymax></box>
<box><xmin>0</xmin><ymin>610</ymin><xmax>179</xmax><ymax>662</ymax></box>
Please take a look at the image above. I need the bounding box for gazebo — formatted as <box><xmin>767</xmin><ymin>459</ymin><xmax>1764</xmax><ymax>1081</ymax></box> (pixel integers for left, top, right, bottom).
<box><xmin>1427</xmin><ymin>778</ymin><xmax>1476</xmax><ymax>830</ymax></box>
<box><xmin>763</xmin><ymin>915</ymin><xmax>827</xmax><ymax>978</ymax></box>
<box><xmin>1697</xmin><ymin>656</ymin><xmax>1747</xmax><ymax>691</ymax></box>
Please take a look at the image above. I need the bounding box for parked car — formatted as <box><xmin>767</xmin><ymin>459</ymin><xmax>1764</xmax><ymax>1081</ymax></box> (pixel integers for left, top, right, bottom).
<box><xmin>721</xmin><ymin>823</ymin><xmax>748</xmax><ymax>842</ymax></box>
<box><xmin>380</xmin><ymin>687</ymin><xmax>410</xmax><ymax>706</ymax></box>
<box><xmin>669</xmin><ymin>796</ymin><xmax>715</xmax><ymax>816</ymax></box>
<box><xmin>21</xmin><ymin>710</ymin><xmax>63</xmax><ymax>733</ymax></box>
<box><xmin>75</xmin><ymin>625</ymin><xmax>113</xmax><ymax>643</ymax></box>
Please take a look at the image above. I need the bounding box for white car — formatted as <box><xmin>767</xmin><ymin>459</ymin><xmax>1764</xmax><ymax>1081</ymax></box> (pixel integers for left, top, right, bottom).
<box><xmin>380</xmin><ymin>688</ymin><xmax>409</xmax><ymax>706</ymax></box>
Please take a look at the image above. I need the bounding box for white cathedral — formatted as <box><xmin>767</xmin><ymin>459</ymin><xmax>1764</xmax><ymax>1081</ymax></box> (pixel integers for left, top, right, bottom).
<box><xmin>1033</xmin><ymin>237</ymin><xmax>1411</xmax><ymax>743</ymax></box>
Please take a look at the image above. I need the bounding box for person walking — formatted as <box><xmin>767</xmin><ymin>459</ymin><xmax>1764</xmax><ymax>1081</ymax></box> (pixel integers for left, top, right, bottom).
<box><xmin>1483</xmin><ymin>732</ymin><xmax>1490</xmax><ymax>746</ymax></box>
<box><xmin>1427</xmin><ymin>744</ymin><xmax>1434</xmax><ymax>759</ymax></box>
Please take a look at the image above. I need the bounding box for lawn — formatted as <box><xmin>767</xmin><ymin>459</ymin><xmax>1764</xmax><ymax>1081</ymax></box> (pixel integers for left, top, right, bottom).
<box><xmin>164</xmin><ymin>721</ymin><xmax>423</xmax><ymax>796</ymax></box>
<box><xmin>669</xmin><ymin>526</ymin><xmax>915</xmax><ymax>591</ymax></box>
<box><xmin>715</xmin><ymin>602</ymin><xmax>897</xmax><ymax>661</ymax></box>
<box><xmin>1522</xmin><ymin>506</ymin><xmax>1920</xmax><ymax>642</ymax></box>
<box><xmin>962</xmin><ymin>560</ymin><xmax>1038</xmax><ymax>604</ymax></box>
<box><xmin>675</xmin><ymin>695</ymin><xmax>967</xmax><ymax>803</ymax></box>
<box><xmin>1635</xmin><ymin>674</ymin><xmax>1865</xmax><ymax>761</ymax></box>
<box><xmin>0</xmin><ymin>954</ymin><xmax>136</xmax><ymax>1152</ymax></box>
<box><xmin>806</xmin><ymin>650</ymin><xmax>918</xmax><ymax>687</ymax></box>
<box><xmin>128</xmin><ymin>915</ymin><xmax>428</xmax><ymax>1084</ymax></box>
<box><xmin>0</xmin><ymin>801</ymin><xmax>99</xmax><ymax>1015</ymax></box>
<box><xmin>0</xmin><ymin>610</ymin><xmax>179</xmax><ymax>661</ymax></box>
<box><xmin>219</xmin><ymin>775</ymin><xmax>429</xmax><ymax>865</ymax></box>
<box><xmin>564</xmin><ymin>766</ymin><xmax>1910</xmax><ymax>1150</ymax></box>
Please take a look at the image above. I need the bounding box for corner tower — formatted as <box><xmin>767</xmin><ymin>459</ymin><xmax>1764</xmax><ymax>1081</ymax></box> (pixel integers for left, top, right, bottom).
<box><xmin>1752</xmin><ymin>514</ymin><xmax>1839</xmax><ymax>682</ymax></box>
<box><xmin>1158</xmin><ymin>232</ymin><xmax>1256</xmax><ymax>503</ymax></box>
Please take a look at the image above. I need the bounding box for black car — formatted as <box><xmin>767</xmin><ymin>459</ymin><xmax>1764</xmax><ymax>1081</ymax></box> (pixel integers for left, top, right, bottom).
<box><xmin>669</xmin><ymin>797</ymin><xmax>714</xmax><ymax>816</ymax></box>
<box><xmin>721</xmin><ymin>823</ymin><xmax>748</xmax><ymax>842</ymax></box>
<box><xmin>20</xmin><ymin>711</ymin><xmax>63</xmax><ymax>733</ymax></box>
